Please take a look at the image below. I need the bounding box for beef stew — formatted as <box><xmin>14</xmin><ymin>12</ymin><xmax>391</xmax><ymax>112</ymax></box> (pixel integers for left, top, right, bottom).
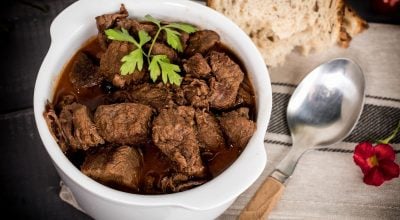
<box><xmin>44</xmin><ymin>4</ymin><xmax>256</xmax><ymax>194</ymax></box>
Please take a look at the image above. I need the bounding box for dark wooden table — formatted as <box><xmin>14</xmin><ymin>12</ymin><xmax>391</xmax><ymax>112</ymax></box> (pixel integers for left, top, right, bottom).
<box><xmin>0</xmin><ymin>0</ymin><xmax>398</xmax><ymax>219</ymax></box>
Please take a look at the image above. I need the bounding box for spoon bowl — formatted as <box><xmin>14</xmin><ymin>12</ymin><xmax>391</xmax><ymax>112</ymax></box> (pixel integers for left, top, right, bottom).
<box><xmin>288</xmin><ymin>58</ymin><xmax>365</xmax><ymax>147</ymax></box>
<box><xmin>240</xmin><ymin>58</ymin><xmax>365</xmax><ymax>220</ymax></box>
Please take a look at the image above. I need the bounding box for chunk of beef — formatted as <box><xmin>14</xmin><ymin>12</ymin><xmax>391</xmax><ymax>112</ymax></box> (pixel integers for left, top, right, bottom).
<box><xmin>219</xmin><ymin>108</ymin><xmax>256</xmax><ymax>149</ymax></box>
<box><xmin>44</xmin><ymin>102</ymin><xmax>68</xmax><ymax>153</ymax></box>
<box><xmin>116</xmin><ymin>18</ymin><xmax>140</xmax><ymax>31</ymax></box>
<box><xmin>180</xmin><ymin>32</ymin><xmax>190</xmax><ymax>51</ymax></box>
<box><xmin>69</xmin><ymin>52</ymin><xmax>102</xmax><ymax>88</ymax></box>
<box><xmin>160</xmin><ymin>173</ymin><xmax>206</xmax><ymax>193</ymax></box>
<box><xmin>208</xmin><ymin>51</ymin><xmax>244</xmax><ymax>109</ymax></box>
<box><xmin>94</xmin><ymin>103</ymin><xmax>153</xmax><ymax>145</ymax></box>
<box><xmin>112</xmin><ymin>73</ymin><xmax>146</xmax><ymax>88</ymax></box>
<box><xmin>130</xmin><ymin>83</ymin><xmax>174</xmax><ymax>112</ymax></box>
<box><xmin>81</xmin><ymin>146</ymin><xmax>142</xmax><ymax>192</ymax></box>
<box><xmin>96</xmin><ymin>4</ymin><xmax>128</xmax><ymax>33</ymax></box>
<box><xmin>55</xmin><ymin>94</ymin><xmax>76</xmax><ymax>113</ymax></box>
<box><xmin>235</xmin><ymin>82</ymin><xmax>255</xmax><ymax>107</ymax></box>
<box><xmin>184</xmin><ymin>30</ymin><xmax>220</xmax><ymax>57</ymax></box>
<box><xmin>99</xmin><ymin>41</ymin><xmax>146</xmax><ymax>88</ymax></box>
<box><xmin>195</xmin><ymin>110</ymin><xmax>225</xmax><ymax>151</ymax></box>
<box><xmin>183</xmin><ymin>53</ymin><xmax>211</xmax><ymax>78</ymax></box>
<box><xmin>182</xmin><ymin>78</ymin><xmax>210</xmax><ymax>108</ymax></box>
<box><xmin>59</xmin><ymin>103</ymin><xmax>105</xmax><ymax>151</ymax></box>
<box><xmin>116</xmin><ymin>18</ymin><xmax>160</xmax><ymax>36</ymax></box>
<box><xmin>136</xmin><ymin>22</ymin><xmax>159</xmax><ymax>38</ymax></box>
<box><xmin>99</xmin><ymin>41</ymin><xmax>132</xmax><ymax>76</ymax></box>
<box><xmin>149</xmin><ymin>43</ymin><xmax>178</xmax><ymax>62</ymax></box>
<box><xmin>172</xmin><ymin>87</ymin><xmax>188</xmax><ymax>106</ymax></box>
<box><xmin>95</xmin><ymin>4</ymin><xmax>129</xmax><ymax>50</ymax></box>
<box><xmin>152</xmin><ymin>106</ymin><xmax>205</xmax><ymax>176</ymax></box>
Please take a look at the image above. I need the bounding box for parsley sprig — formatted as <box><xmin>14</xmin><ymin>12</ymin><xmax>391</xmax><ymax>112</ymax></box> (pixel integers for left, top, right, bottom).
<box><xmin>104</xmin><ymin>15</ymin><xmax>197</xmax><ymax>86</ymax></box>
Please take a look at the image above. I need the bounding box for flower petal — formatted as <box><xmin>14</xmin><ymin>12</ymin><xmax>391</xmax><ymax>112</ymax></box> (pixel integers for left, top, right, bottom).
<box><xmin>363</xmin><ymin>167</ymin><xmax>385</xmax><ymax>186</ymax></box>
<box><xmin>374</xmin><ymin>144</ymin><xmax>396</xmax><ymax>161</ymax></box>
<box><xmin>379</xmin><ymin>160</ymin><xmax>400</xmax><ymax>181</ymax></box>
<box><xmin>353</xmin><ymin>142</ymin><xmax>375</xmax><ymax>173</ymax></box>
<box><xmin>354</xmin><ymin>142</ymin><xmax>375</xmax><ymax>159</ymax></box>
<box><xmin>353</xmin><ymin>154</ymin><xmax>371</xmax><ymax>174</ymax></box>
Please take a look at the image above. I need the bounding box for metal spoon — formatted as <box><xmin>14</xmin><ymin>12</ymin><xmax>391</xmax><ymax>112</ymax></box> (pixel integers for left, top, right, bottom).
<box><xmin>240</xmin><ymin>58</ymin><xmax>365</xmax><ymax>220</ymax></box>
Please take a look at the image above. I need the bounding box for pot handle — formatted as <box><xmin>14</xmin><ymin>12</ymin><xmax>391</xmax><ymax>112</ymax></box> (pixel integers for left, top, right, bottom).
<box><xmin>239</xmin><ymin>177</ymin><xmax>285</xmax><ymax>220</ymax></box>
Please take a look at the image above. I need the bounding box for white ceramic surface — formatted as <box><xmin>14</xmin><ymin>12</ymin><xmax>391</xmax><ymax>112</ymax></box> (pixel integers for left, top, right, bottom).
<box><xmin>33</xmin><ymin>0</ymin><xmax>272</xmax><ymax>219</ymax></box>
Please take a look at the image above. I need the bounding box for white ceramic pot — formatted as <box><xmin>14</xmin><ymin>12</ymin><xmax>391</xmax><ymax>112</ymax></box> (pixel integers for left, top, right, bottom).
<box><xmin>33</xmin><ymin>0</ymin><xmax>272</xmax><ymax>219</ymax></box>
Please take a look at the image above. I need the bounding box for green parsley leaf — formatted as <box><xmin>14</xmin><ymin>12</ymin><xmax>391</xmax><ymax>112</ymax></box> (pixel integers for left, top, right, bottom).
<box><xmin>105</xmin><ymin>14</ymin><xmax>191</xmax><ymax>84</ymax></box>
<box><xmin>149</xmin><ymin>55</ymin><xmax>182</xmax><ymax>86</ymax></box>
<box><xmin>144</xmin><ymin>14</ymin><xmax>161</xmax><ymax>27</ymax></box>
<box><xmin>105</xmin><ymin>28</ymin><xmax>137</xmax><ymax>46</ymax></box>
<box><xmin>166</xmin><ymin>23</ymin><xmax>197</xmax><ymax>33</ymax></box>
<box><xmin>164</xmin><ymin>28</ymin><xmax>183</xmax><ymax>52</ymax></box>
<box><xmin>149</xmin><ymin>55</ymin><xmax>162</xmax><ymax>82</ymax></box>
<box><xmin>158</xmin><ymin>56</ymin><xmax>182</xmax><ymax>85</ymax></box>
<box><xmin>138</xmin><ymin>30</ymin><xmax>151</xmax><ymax>46</ymax></box>
<box><xmin>106</xmin><ymin>29</ymin><xmax>150</xmax><ymax>75</ymax></box>
<box><xmin>120</xmin><ymin>48</ymin><xmax>144</xmax><ymax>75</ymax></box>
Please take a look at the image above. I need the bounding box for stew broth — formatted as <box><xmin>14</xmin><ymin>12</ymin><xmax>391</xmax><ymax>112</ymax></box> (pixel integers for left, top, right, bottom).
<box><xmin>52</xmin><ymin>36</ymin><xmax>256</xmax><ymax>194</ymax></box>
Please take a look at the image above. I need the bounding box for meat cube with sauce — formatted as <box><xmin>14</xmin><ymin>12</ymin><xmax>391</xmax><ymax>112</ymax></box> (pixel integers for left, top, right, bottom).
<box><xmin>183</xmin><ymin>53</ymin><xmax>211</xmax><ymax>78</ymax></box>
<box><xmin>94</xmin><ymin>103</ymin><xmax>153</xmax><ymax>145</ymax></box>
<box><xmin>182</xmin><ymin>78</ymin><xmax>210</xmax><ymax>108</ymax></box>
<box><xmin>129</xmin><ymin>83</ymin><xmax>174</xmax><ymax>112</ymax></box>
<box><xmin>195</xmin><ymin>110</ymin><xmax>225</xmax><ymax>151</ymax></box>
<box><xmin>59</xmin><ymin>103</ymin><xmax>104</xmax><ymax>151</ymax></box>
<box><xmin>235</xmin><ymin>80</ymin><xmax>256</xmax><ymax>107</ymax></box>
<box><xmin>184</xmin><ymin>30</ymin><xmax>220</xmax><ymax>56</ymax></box>
<box><xmin>149</xmin><ymin>42</ymin><xmax>178</xmax><ymax>62</ymax></box>
<box><xmin>81</xmin><ymin>145</ymin><xmax>142</xmax><ymax>192</ymax></box>
<box><xmin>160</xmin><ymin>173</ymin><xmax>206</xmax><ymax>193</ymax></box>
<box><xmin>99</xmin><ymin>41</ymin><xmax>146</xmax><ymax>88</ymax></box>
<box><xmin>69</xmin><ymin>52</ymin><xmax>102</xmax><ymax>88</ymax></box>
<box><xmin>208</xmin><ymin>51</ymin><xmax>244</xmax><ymax>109</ymax></box>
<box><xmin>219</xmin><ymin>108</ymin><xmax>256</xmax><ymax>149</ymax></box>
<box><xmin>152</xmin><ymin>106</ymin><xmax>205</xmax><ymax>177</ymax></box>
<box><xmin>95</xmin><ymin>4</ymin><xmax>129</xmax><ymax>50</ymax></box>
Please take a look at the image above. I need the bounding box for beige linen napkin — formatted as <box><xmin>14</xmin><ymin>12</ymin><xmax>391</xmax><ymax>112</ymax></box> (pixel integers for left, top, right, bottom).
<box><xmin>219</xmin><ymin>23</ymin><xmax>400</xmax><ymax>220</ymax></box>
<box><xmin>60</xmin><ymin>23</ymin><xmax>400</xmax><ymax>219</ymax></box>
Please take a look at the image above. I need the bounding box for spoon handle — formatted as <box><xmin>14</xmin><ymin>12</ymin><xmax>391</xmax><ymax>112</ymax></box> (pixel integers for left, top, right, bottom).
<box><xmin>239</xmin><ymin>176</ymin><xmax>284</xmax><ymax>220</ymax></box>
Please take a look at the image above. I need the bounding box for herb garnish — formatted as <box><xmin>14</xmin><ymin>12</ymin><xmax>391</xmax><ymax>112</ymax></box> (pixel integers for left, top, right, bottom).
<box><xmin>104</xmin><ymin>15</ymin><xmax>197</xmax><ymax>86</ymax></box>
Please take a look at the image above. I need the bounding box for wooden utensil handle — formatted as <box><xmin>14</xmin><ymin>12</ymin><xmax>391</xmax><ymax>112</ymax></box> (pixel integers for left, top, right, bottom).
<box><xmin>239</xmin><ymin>177</ymin><xmax>285</xmax><ymax>220</ymax></box>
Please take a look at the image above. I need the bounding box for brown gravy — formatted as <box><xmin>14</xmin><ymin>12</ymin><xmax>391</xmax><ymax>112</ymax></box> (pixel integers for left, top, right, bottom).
<box><xmin>53</xmin><ymin>37</ymin><xmax>256</xmax><ymax>194</ymax></box>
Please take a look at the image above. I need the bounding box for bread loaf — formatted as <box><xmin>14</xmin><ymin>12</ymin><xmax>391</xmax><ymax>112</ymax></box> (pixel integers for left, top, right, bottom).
<box><xmin>207</xmin><ymin>0</ymin><xmax>367</xmax><ymax>67</ymax></box>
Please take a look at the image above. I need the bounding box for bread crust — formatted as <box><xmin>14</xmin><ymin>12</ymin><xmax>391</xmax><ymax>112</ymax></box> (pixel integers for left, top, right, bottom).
<box><xmin>339</xmin><ymin>5</ymin><xmax>368</xmax><ymax>48</ymax></box>
<box><xmin>207</xmin><ymin>0</ymin><xmax>367</xmax><ymax>66</ymax></box>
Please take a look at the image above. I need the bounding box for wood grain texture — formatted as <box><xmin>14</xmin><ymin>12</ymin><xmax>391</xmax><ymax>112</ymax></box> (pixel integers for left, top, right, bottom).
<box><xmin>239</xmin><ymin>177</ymin><xmax>285</xmax><ymax>220</ymax></box>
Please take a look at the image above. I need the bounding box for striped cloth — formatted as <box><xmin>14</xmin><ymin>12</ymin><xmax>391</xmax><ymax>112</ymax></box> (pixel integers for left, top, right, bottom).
<box><xmin>60</xmin><ymin>23</ymin><xmax>400</xmax><ymax>219</ymax></box>
<box><xmin>218</xmin><ymin>23</ymin><xmax>400</xmax><ymax>220</ymax></box>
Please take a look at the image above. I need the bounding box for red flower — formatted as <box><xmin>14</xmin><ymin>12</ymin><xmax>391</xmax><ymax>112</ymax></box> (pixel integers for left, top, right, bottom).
<box><xmin>353</xmin><ymin>142</ymin><xmax>399</xmax><ymax>186</ymax></box>
<box><xmin>371</xmin><ymin>0</ymin><xmax>400</xmax><ymax>14</ymax></box>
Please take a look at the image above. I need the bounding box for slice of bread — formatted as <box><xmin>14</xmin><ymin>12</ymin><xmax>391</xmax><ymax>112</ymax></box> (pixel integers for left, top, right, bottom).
<box><xmin>207</xmin><ymin>0</ymin><xmax>367</xmax><ymax>67</ymax></box>
<box><xmin>339</xmin><ymin>5</ymin><xmax>369</xmax><ymax>48</ymax></box>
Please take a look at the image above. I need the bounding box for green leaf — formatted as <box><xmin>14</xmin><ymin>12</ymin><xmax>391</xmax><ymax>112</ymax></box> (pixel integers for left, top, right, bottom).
<box><xmin>144</xmin><ymin>14</ymin><xmax>161</xmax><ymax>27</ymax></box>
<box><xmin>120</xmin><ymin>48</ymin><xmax>144</xmax><ymax>75</ymax></box>
<box><xmin>149</xmin><ymin>55</ymin><xmax>182</xmax><ymax>85</ymax></box>
<box><xmin>378</xmin><ymin>121</ymin><xmax>400</xmax><ymax>144</ymax></box>
<box><xmin>159</xmin><ymin>56</ymin><xmax>182</xmax><ymax>86</ymax></box>
<box><xmin>166</xmin><ymin>23</ymin><xmax>197</xmax><ymax>33</ymax></box>
<box><xmin>149</xmin><ymin>55</ymin><xmax>162</xmax><ymax>82</ymax></box>
<box><xmin>164</xmin><ymin>28</ymin><xmax>183</xmax><ymax>52</ymax></box>
<box><xmin>105</xmin><ymin>14</ymin><xmax>186</xmax><ymax>85</ymax></box>
<box><xmin>138</xmin><ymin>30</ymin><xmax>151</xmax><ymax>46</ymax></box>
<box><xmin>105</xmin><ymin>28</ymin><xmax>137</xmax><ymax>45</ymax></box>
